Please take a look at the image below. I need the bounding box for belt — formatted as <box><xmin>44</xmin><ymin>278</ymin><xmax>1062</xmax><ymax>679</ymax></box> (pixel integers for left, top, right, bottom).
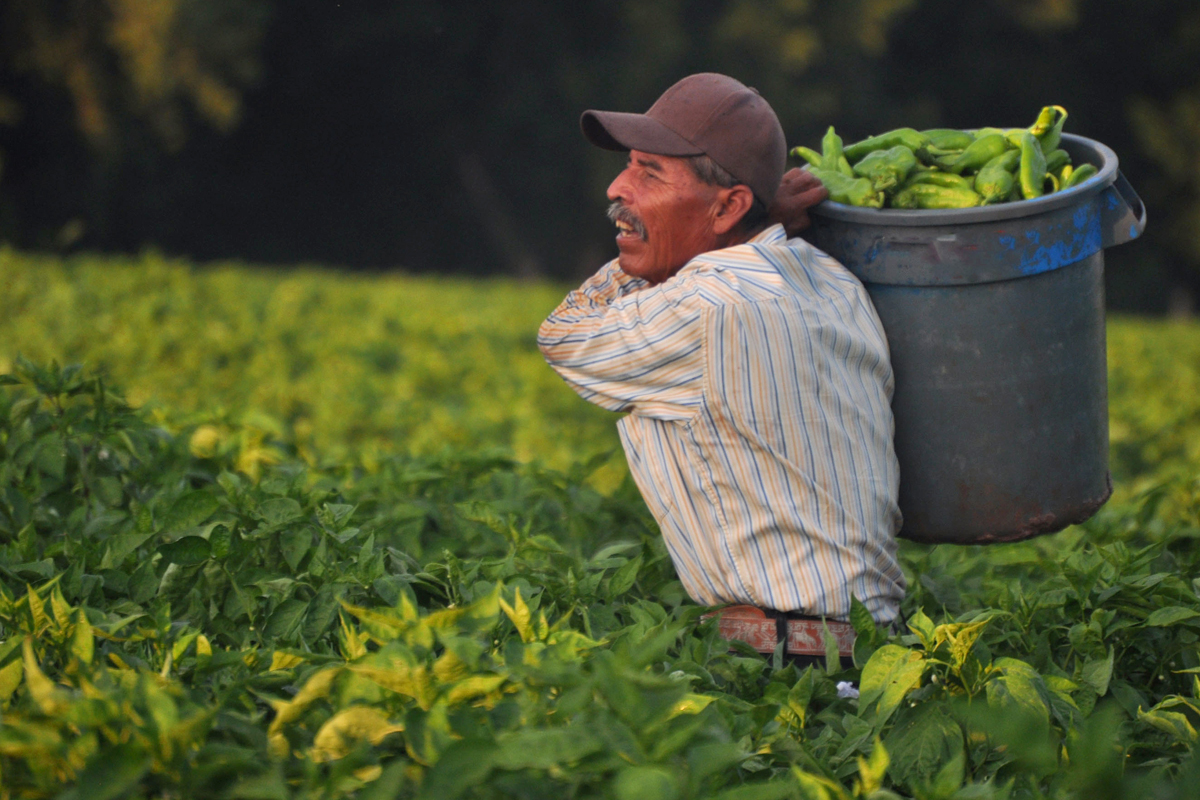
<box><xmin>703</xmin><ymin>605</ymin><xmax>856</xmax><ymax>657</ymax></box>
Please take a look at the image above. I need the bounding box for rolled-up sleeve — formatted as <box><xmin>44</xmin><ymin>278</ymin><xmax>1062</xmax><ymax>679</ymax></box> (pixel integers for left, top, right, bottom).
<box><xmin>538</xmin><ymin>260</ymin><xmax>705</xmax><ymax>421</ymax></box>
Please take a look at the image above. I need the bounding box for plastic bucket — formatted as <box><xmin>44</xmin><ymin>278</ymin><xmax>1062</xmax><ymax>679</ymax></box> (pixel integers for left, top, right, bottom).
<box><xmin>803</xmin><ymin>133</ymin><xmax>1147</xmax><ymax>544</ymax></box>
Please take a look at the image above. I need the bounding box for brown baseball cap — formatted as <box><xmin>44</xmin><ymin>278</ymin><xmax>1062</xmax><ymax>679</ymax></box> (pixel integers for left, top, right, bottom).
<box><xmin>580</xmin><ymin>73</ymin><xmax>786</xmax><ymax>206</ymax></box>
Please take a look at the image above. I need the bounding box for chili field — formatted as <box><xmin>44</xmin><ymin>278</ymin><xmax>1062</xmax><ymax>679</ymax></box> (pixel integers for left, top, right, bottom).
<box><xmin>0</xmin><ymin>248</ymin><xmax>1198</xmax><ymax>799</ymax></box>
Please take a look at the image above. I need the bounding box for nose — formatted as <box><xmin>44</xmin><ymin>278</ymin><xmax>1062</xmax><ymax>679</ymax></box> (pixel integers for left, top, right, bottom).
<box><xmin>607</xmin><ymin>166</ymin><xmax>632</xmax><ymax>203</ymax></box>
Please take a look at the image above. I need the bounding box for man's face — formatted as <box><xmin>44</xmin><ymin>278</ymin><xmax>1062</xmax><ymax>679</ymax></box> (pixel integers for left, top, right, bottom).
<box><xmin>606</xmin><ymin>150</ymin><xmax>725</xmax><ymax>284</ymax></box>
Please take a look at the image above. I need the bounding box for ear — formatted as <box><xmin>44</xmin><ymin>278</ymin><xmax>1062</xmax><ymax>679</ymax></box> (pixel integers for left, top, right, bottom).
<box><xmin>711</xmin><ymin>184</ymin><xmax>756</xmax><ymax>235</ymax></box>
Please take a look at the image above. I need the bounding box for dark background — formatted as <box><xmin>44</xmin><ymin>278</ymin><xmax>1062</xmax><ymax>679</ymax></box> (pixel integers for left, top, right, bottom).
<box><xmin>1</xmin><ymin>0</ymin><xmax>1197</xmax><ymax>312</ymax></box>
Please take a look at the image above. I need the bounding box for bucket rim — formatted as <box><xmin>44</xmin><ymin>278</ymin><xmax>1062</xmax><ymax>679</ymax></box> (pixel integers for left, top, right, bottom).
<box><xmin>808</xmin><ymin>133</ymin><xmax>1118</xmax><ymax>226</ymax></box>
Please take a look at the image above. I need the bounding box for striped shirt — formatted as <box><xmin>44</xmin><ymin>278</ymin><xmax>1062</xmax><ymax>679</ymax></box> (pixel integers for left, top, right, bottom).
<box><xmin>538</xmin><ymin>224</ymin><xmax>906</xmax><ymax>623</ymax></box>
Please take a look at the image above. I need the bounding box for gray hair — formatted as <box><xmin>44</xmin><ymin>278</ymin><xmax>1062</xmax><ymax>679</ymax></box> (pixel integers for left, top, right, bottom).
<box><xmin>685</xmin><ymin>154</ymin><xmax>771</xmax><ymax>232</ymax></box>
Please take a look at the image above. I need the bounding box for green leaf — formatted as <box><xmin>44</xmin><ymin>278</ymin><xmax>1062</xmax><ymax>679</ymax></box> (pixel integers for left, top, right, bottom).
<box><xmin>492</xmin><ymin>726</ymin><xmax>604</xmax><ymax>770</ymax></box>
<box><xmin>302</xmin><ymin>585</ymin><xmax>343</xmax><ymax>642</ymax></box>
<box><xmin>94</xmin><ymin>476</ymin><xmax>124</xmax><ymax>507</ymax></box>
<box><xmin>709</xmin><ymin>780</ymin><xmax>799</xmax><ymax>800</ymax></box>
<box><xmin>279</xmin><ymin>527</ymin><xmax>312</xmax><ymax>571</ymax></box>
<box><xmin>859</xmin><ymin>644</ymin><xmax>925</xmax><ymax>725</ymax></box>
<box><xmin>788</xmin><ymin>667</ymin><xmax>816</xmax><ymax>727</ymax></box>
<box><xmin>986</xmin><ymin>658</ymin><xmax>1050</xmax><ymax>726</ymax></box>
<box><xmin>159</xmin><ymin>535</ymin><xmax>212</xmax><ymax>566</ymax></box>
<box><xmin>856</xmin><ymin>736</ymin><xmax>891</xmax><ymax>795</ymax></box>
<box><xmin>928</xmin><ymin>749</ymin><xmax>965</xmax><ymax>798</ymax></box>
<box><xmin>157</xmin><ymin>562</ymin><xmax>199</xmax><ymax>604</ymax></box>
<box><xmin>614</xmin><ymin>765</ymin><xmax>681</xmax><ymax>800</ymax></box>
<box><xmin>1137</xmin><ymin>707</ymin><xmax>1198</xmax><ymax>743</ymax></box>
<box><xmin>608</xmin><ymin>554</ymin><xmax>643</xmax><ymax>598</ymax></box>
<box><xmin>907</xmin><ymin>609</ymin><xmax>936</xmax><ymax>649</ymax></box>
<box><xmin>259</xmin><ymin>497</ymin><xmax>304</xmax><ymax>526</ymax></box>
<box><xmin>0</xmin><ymin>658</ymin><xmax>23</xmax><ymax>702</ymax></box>
<box><xmin>823</xmin><ymin>621</ymin><xmax>841</xmax><ymax>675</ymax></box>
<box><xmin>35</xmin><ymin>434</ymin><xmax>66</xmax><ymax>480</ymax></box>
<box><xmin>592</xmin><ymin>541</ymin><xmax>641</xmax><ymax>561</ymax></box>
<box><xmin>11</xmin><ymin>559</ymin><xmax>56</xmax><ymax>581</ymax></box>
<box><xmin>1081</xmin><ymin>647</ymin><xmax>1114</xmax><ymax>696</ymax></box>
<box><xmin>100</xmin><ymin>532</ymin><xmax>155</xmax><ymax>568</ymax></box>
<box><xmin>210</xmin><ymin>524</ymin><xmax>234</xmax><ymax>559</ymax></box>
<box><xmin>419</xmin><ymin>739</ymin><xmax>497</xmax><ymax>800</ymax></box>
<box><xmin>850</xmin><ymin>596</ymin><xmax>877</xmax><ymax>638</ymax></box>
<box><xmin>318</xmin><ymin>502</ymin><xmax>357</xmax><ymax>529</ymax></box>
<box><xmin>687</xmin><ymin>743</ymin><xmax>748</xmax><ymax>789</ymax></box>
<box><xmin>359</xmin><ymin>760</ymin><xmax>411</xmax><ymax>800</ymax></box>
<box><xmin>70</xmin><ymin>608</ymin><xmax>94</xmax><ymax>665</ymax></box>
<box><xmin>55</xmin><ymin>743</ymin><xmax>150</xmax><ymax>800</ymax></box>
<box><xmin>128</xmin><ymin>558</ymin><xmax>159</xmax><ymax>604</ymax></box>
<box><xmin>226</xmin><ymin>767</ymin><xmax>290</xmax><ymax>800</ymax></box>
<box><xmin>262</xmin><ymin>598</ymin><xmax>310</xmax><ymax>642</ymax></box>
<box><xmin>1145</xmin><ymin>606</ymin><xmax>1200</xmax><ymax>627</ymax></box>
<box><xmin>883</xmin><ymin>703</ymin><xmax>963</xmax><ymax>789</ymax></box>
<box><xmin>158</xmin><ymin>490</ymin><xmax>220</xmax><ymax>532</ymax></box>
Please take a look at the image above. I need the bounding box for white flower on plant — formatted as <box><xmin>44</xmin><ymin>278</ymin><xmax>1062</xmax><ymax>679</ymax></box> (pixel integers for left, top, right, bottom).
<box><xmin>836</xmin><ymin>681</ymin><xmax>859</xmax><ymax>699</ymax></box>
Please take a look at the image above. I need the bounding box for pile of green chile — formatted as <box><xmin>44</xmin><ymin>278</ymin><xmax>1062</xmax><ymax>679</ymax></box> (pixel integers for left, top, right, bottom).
<box><xmin>791</xmin><ymin>106</ymin><xmax>1099</xmax><ymax>209</ymax></box>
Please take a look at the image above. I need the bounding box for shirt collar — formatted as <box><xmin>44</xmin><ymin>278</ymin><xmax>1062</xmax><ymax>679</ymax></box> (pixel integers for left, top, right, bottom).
<box><xmin>749</xmin><ymin>223</ymin><xmax>787</xmax><ymax>245</ymax></box>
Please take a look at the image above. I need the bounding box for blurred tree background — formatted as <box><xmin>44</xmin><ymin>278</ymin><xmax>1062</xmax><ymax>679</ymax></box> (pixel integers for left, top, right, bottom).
<box><xmin>0</xmin><ymin>0</ymin><xmax>1196</xmax><ymax>312</ymax></box>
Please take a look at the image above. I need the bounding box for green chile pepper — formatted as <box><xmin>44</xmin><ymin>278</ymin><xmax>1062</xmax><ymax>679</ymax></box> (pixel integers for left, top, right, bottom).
<box><xmin>852</xmin><ymin>145</ymin><xmax>918</xmax><ymax>191</ymax></box>
<box><xmin>1034</xmin><ymin>106</ymin><xmax>1068</xmax><ymax>152</ymax></box>
<box><xmin>921</xmin><ymin>129</ymin><xmax>975</xmax><ymax>150</ymax></box>
<box><xmin>893</xmin><ymin>183</ymin><xmax>982</xmax><ymax>209</ymax></box>
<box><xmin>821</xmin><ymin>127</ymin><xmax>855</xmax><ymax>176</ymax></box>
<box><xmin>843</xmin><ymin>128</ymin><xmax>931</xmax><ymax>163</ymax></box>
<box><xmin>919</xmin><ymin>145</ymin><xmax>965</xmax><ymax>167</ymax></box>
<box><xmin>1044</xmin><ymin>148</ymin><xmax>1071</xmax><ymax>174</ymax></box>
<box><xmin>808</xmin><ymin>166</ymin><xmax>885</xmax><ymax>207</ymax></box>
<box><xmin>1018</xmin><ymin>131</ymin><xmax>1047</xmax><ymax>199</ymax></box>
<box><xmin>973</xmin><ymin>150</ymin><xmax>1021</xmax><ymax>204</ymax></box>
<box><xmin>945</xmin><ymin>133</ymin><xmax>1012</xmax><ymax>175</ymax></box>
<box><xmin>792</xmin><ymin>105</ymin><xmax>1078</xmax><ymax>208</ymax></box>
<box><xmin>903</xmin><ymin>170</ymin><xmax>976</xmax><ymax>191</ymax></box>
<box><xmin>1029</xmin><ymin>106</ymin><xmax>1058</xmax><ymax>136</ymax></box>
<box><xmin>1061</xmin><ymin>163</ymin><xmax>1098</xmax><ymax>189</ymax></box>
<box><xmin>1004</xmin><ymin>129</ymin><xmax>1029</xmax><ymax>148</ymax></box>
<box><xmin>790</xmin><ymin>146</ymin><xmax>823</xmax><ymax>168</ymax></box>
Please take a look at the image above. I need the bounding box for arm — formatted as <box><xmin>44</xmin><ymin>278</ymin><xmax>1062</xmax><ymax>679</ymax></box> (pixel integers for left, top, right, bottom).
<box><xmin>538</xmin><ymin>262</ymin><xmax>705</xmax><ymax>420</ymax></box>
<box><xmin>551</xmin><ymin>259</ymin><xmax>648</xmax><ymax>312</ymax></box>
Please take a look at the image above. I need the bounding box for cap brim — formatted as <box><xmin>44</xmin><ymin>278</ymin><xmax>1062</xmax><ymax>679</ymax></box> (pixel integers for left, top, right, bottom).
<box><xmin>581</xmin><ymin>110</ymin><xmax>704</xmax><ymax>156</ymax></box>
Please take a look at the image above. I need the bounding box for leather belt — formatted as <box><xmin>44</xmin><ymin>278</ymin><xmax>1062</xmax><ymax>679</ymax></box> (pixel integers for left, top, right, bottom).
<box><xmin>703</xmin><ymin>604</ymin><xmax>856</xmax><ymax>657</ymax></box>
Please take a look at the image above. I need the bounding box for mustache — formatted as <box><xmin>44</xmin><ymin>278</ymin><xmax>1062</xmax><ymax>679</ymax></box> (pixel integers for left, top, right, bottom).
<box><xmin>607</xmin><ymin>201</ymin><xmax>647</xmax><ymax>240</ymax></box>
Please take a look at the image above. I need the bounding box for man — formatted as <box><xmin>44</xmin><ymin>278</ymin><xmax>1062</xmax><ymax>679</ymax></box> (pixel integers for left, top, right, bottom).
<box><xmin>538</xmin><ymin>73</ymin><xmax>906</xmax><ymax>661</ymax></box>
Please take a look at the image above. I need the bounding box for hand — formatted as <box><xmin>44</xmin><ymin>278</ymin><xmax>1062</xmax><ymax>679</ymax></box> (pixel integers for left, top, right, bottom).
<box><xmin>768</xmin><ymin>168</ymin><xmax>828</xmax><ymax>237</ymax></box>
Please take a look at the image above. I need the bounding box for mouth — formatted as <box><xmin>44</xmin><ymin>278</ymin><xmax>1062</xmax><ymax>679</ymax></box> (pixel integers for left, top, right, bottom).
<box><xmin>607</xmin><ymin>202</ymin><xmax>646</xmax><ymax>241</ymax></box>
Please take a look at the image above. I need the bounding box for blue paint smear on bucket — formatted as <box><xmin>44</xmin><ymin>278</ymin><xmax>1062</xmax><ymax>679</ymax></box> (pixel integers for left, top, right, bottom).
<box><xmin>863</xmin><ymin>239</ymin><xmax>882</xmax><ymax>265</ymax></box>
<box><xmin>1018</xmin><ymin>208</ymin><xmax>1102</xmax><ymax>275</ymax></box>
<box><xmin>998</xmin><ymin>235</ymin><xmax>1017</xmax><ymax>250</ymax></box>
<box><xmin>1130</xmin><ymin>223</ymin><xmax>1140</xmax><ymax>240</ymax></box>
<box><xmin>1074</xmin><ymin>206</ymin><xmax>1091</xmax><ymax>230</ymax></box>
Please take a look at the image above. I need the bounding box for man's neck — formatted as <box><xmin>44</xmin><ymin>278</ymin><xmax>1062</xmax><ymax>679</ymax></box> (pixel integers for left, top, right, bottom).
<box><xmin>719</xmin><ymin>221</ymin><xmax>769</xmax><ymax>249</ymax></box>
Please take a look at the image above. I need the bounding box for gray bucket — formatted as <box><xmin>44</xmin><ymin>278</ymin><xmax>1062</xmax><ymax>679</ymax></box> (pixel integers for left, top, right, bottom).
<box><xmin>803</xmin><ymin>133</ymin><xmax>1146</xmax><ymax>544</ymax></box>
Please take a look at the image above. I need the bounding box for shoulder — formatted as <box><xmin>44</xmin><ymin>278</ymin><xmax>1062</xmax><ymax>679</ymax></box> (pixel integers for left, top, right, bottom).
<box><xmin>671</xmin><ymin>224</ymin><xmax>824</xmax><ymax>305</ymax></box>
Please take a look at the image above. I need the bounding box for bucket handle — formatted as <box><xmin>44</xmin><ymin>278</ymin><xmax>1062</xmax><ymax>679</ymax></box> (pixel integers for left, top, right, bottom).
<box><xmin>1101</xmin><ymin>170</ymin><xmax>1147</xmax><ymax>248</ymax></box>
